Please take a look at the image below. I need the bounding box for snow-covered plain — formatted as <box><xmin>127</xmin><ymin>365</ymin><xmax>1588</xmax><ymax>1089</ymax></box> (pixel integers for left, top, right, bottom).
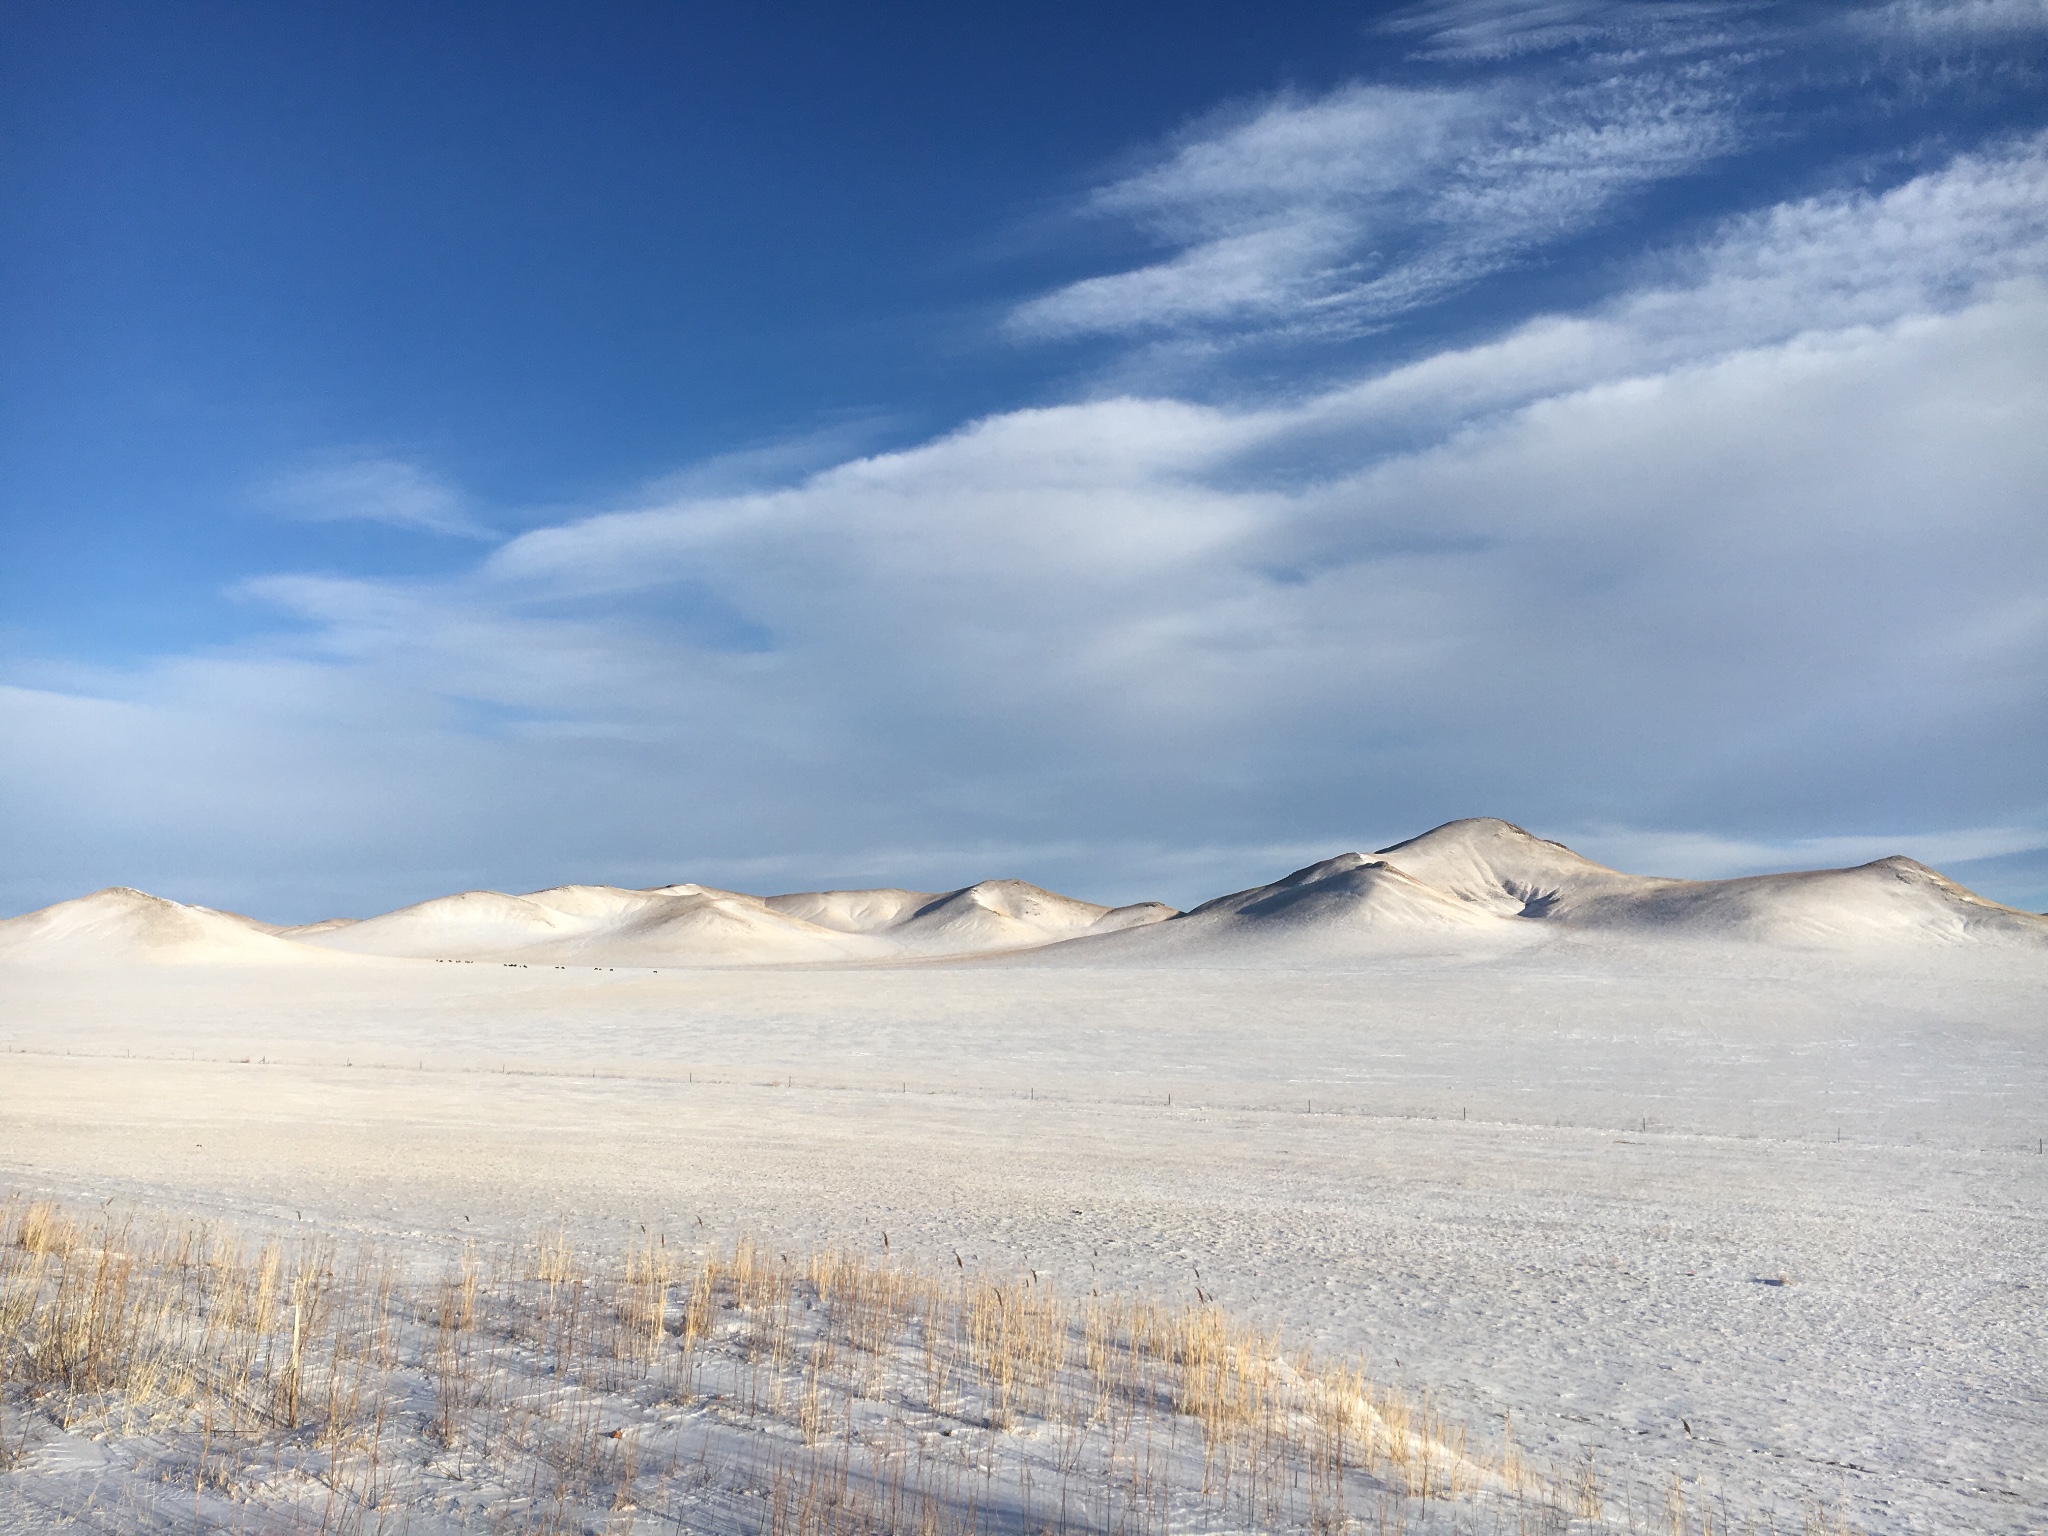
<box><xmin>1</xmin><ymin>821</ymin><xmax>2043</xmax><ymax>1532</ymax></box>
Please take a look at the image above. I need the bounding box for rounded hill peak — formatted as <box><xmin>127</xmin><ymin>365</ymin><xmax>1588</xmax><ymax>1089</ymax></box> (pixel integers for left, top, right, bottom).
<box><xmin>1375</xmin><ymin>817</ymin><xmax>1596</xmax><ymax>862</ymax></box>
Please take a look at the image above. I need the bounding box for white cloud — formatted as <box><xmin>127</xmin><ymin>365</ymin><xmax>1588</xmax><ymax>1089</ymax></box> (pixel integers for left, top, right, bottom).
<box><xmin>1008</xmin><ymin>2</ymin><xmax>2048</xmax><ymax>353</ymax></box>
<box><xmin>1385</xmin><ymin>0</ymin><xmax>1629</xmax><ymax>61</ymax></box>
<box><xmin>262</xmin><ymin>456</ymin><xmax>491</xmax><ymax>537</ymax></box>
<box><xmin>1383</xmin><ymin>0</ymin><xmax>1752</xmax><ymax>62</ymax></box>
<box><xmin>1394</xmin><ymin>0</ymin><xmax>2048</xmax><ymax>64</ymax></box>
<box><xmin>5</xmin><ymin>140</ymin><xmax>2045</xmax><ymax>918</ymax></box>
<box><xmin>630</xmin><ymin>416</ymin><xmax>904</xmax><ymax>503</ymax></box>
<box><xmin>1007</xmin><ymin>69</ymin><xmax>1743</xmax><ymax>344</ymax></box>
<box><xmin>1851</xmin><ymin>0</ymin><xmax>2048</xmax><ymax>42</ymax></box>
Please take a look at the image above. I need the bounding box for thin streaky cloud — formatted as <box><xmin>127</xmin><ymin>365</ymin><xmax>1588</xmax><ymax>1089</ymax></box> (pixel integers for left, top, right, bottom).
<box><xmin>1007</xmin><ymin>2</ymin><xmax>2046</xmax><ymax>356</ymax></box>
<box><xmin>262</xmin><ymin>457</ymin><xmax>494</xmax><ymax>539</ymax></box>
<box><xmin>1381</xmin><ymin>0</ymin><xmax>1756</xmax><ymax>62</ymax></box>
<box><xmin>1850</xmin><ymin>0</ymin><xmax>2048</xmax><ymax>41</ymax></box>
<box><xmin>1007</xmin><ymin>65</ymin><xmax>1746</xmax><ymax>345</ymax></box>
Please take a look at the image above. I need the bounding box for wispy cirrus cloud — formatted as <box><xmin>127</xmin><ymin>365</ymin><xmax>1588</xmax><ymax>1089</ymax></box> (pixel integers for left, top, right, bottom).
<box><xmin>1005</xmin><ymin>0</ymin><xmax>2048</xmax><ymax>355</ymax></box>
<box><xmin>1381</xmin><ymin>0</ymin><xmax>1754</xmax><ymax>62</ymax></box>
<box><xmin>1850</xmin><ymin>0</ymin><xmax>2048</xmax><ymax>43</ymax></box>
<box><xmin>262</xmin><ymin>456</ymin><xmax>493</xmax><ymax>538</ymax></box>
<box><xmin>1006</xmin><ymin>70</ymin><xmax>1743</xmax><ymax>345</ymax></box>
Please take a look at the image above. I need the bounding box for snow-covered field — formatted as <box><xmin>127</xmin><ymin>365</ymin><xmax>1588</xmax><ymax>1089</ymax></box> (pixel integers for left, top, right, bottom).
<box><xmin>2</xmin><ymin>823</ymin><xmax>2043</xmax><ymax>1532</ymax></box>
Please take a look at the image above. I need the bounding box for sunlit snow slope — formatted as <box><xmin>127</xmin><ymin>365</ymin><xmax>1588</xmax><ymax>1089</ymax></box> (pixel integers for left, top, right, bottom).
<box><xmin>0</xmin><ymin>888</ymin><xmax>347</xmax><ymax>966</ymax></box>
<box><xmin>1039</xmin><ymin>819</ymin><xmax>2048</xmax><ymax>963</ymax></box>
<box><xmin>273</xmin><ymin>877</ymin><xmax>1177</xmax><ymax>966</ymax></box>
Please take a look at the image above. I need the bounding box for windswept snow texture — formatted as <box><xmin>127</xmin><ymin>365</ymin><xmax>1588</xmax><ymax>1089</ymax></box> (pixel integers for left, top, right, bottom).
<box><xmin>2</xmin><ymin>819</ymin><xmax>2044</xmax><ymax>966</ymax></box>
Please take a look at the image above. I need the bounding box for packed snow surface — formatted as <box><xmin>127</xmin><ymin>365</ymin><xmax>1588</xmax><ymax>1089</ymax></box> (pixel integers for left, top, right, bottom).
<box><xmin>2</xmin><ymin>818</ymin><xmax>2043</xmax><ymax>1533</ymax></box>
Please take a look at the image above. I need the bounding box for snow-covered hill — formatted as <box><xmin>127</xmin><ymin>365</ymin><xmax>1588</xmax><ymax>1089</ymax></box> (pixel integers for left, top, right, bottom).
<box><xmin>0</xmin><ymin>888</ymin><xmax>345</xmax><ymax>966</ymax></box>
<box><xmin>1035</xmin><ymin>819</ymin><xmax>2048</xmax><ymax>964</ymax></box>
<box><xmin>275</xmin><ymin>876</ymin><xmax>1175</xmax><ymax>966</ymax></box>
<box><xmin>4</xmin><ymin>818</ymin><xmax>2040</xmax><ymax>966</ymax></box>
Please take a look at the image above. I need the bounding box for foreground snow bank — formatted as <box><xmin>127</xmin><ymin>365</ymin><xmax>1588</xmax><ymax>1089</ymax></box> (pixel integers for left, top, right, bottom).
<box><xmin>0</xmin><ymin>1198</ymin><xmax>1817</xmax><ymax>1536</ymax></box>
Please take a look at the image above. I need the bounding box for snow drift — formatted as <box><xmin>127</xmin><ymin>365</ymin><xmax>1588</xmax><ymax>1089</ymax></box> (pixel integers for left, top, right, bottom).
<box><xmin>2</xmin><ymin>819</ymin><xmax>2041</xmax><ymax>967</ymax></box>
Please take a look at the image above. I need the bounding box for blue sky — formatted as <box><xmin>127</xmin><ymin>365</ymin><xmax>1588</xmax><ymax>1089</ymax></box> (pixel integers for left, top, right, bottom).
<box><xmin>4</xmin><ymin>0</ymin><xmax>2046</xmax><ymax>920</ymax></box>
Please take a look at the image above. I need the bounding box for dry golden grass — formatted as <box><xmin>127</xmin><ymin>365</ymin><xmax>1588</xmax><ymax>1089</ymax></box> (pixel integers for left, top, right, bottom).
<box><xmin>0</xmin><ymin>1197</ymin><xmax>1851</xmax><ymax>1535</ymax></box>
